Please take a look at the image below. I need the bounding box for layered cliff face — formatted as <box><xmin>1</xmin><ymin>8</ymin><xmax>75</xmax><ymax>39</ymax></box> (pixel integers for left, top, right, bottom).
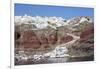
<box><xmin>15</xmin><ymin>15</ymin><xmax>94</xmax><ymax>65</ymax></box>
<box><xmin>68</xmin><ymin>23</ymin><xmax>94</xmax><ymax>57</ymax></box>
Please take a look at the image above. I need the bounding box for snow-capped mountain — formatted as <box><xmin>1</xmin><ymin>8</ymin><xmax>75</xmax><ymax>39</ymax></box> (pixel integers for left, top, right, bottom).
<box><xmin>15</xmin><ymin>15</ymin><xmax>94</xmax><ymax>65</ymax></box>
<box><xmin>15</xmin><ymin>15</ymin><xmax>93</xmax><ymax>31</ymax></box>
<box><xmin>67</xmin><ymin>16</ymin><xmax>93</xmax><ymax>25</ymax></box>
<box><xmin>15</xmin><ymin>15</ymin><xmax>66</xmax><ymax>29</ymax></box>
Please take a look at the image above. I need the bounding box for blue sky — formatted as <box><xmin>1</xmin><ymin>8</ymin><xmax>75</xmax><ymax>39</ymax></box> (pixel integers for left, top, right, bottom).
<box><xmin>15</xmin><ymin>3</ymin><xmax>94</xmax><ymax>19</ymax></box>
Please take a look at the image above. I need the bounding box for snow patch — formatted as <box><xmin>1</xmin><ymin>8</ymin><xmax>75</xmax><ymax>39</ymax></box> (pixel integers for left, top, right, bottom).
<box><xmin>44</xmin><ymin>46</ymin><xmax>69</xmax><ymax>58</ymax></box>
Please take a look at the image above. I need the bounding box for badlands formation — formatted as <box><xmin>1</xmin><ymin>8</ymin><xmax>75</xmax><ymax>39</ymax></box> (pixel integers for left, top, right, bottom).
<box><xmin>15</xmin><ymin>15</ymin><xmax>94</xmax><ymax>65</ymax></box>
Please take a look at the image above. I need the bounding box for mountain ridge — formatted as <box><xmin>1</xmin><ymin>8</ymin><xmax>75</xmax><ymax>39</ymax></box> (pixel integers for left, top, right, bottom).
<box><xmin>15</xmin><ymin>16</ymin><xmax>94</xmax><ymax>65</ymax></box>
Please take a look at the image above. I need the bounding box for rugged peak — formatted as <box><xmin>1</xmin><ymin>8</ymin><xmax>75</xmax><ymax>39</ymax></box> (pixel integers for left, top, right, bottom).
<box><xmin>67</xmin><ymin>16</ymin><xmax>93</xmax><ymax>25</ymax></box>
<box><xmin>15</xmin><ymin>15</ymin><xmax>93</xmax><ymax>30</ymax></box>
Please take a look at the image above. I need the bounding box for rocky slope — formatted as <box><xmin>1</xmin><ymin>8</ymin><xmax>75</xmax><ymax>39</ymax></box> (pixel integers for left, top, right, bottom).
<box><xmin>15</xmin><ymin>15</ymin><xmax>94</xmax><ymax>65</ymax></box>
